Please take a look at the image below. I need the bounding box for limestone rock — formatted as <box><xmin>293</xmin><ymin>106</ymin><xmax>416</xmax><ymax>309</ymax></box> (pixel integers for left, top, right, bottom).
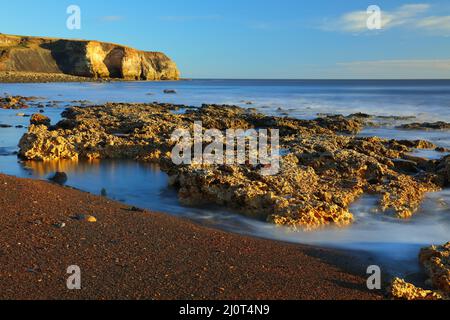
<box><xmin>17</xmin><ymin>103</ymin><xmax>445</xmax><ymax>229</ymax></box>
<box><xmin>0</xmin><ymin>34</ymin><xmax>180</xmax><ymax>80</ymax></box>
<box><xmin>0</xmin><ymin>95</ymin><xmax>33</xmax><ymax>109</ymax></box>
<box><xmin>30</xmin><ymin>114</ymin><xmax>51</xmax><ymax>127</ymax></box>
<box><xmin>420</xmin><ymin>242</ymin><xmax>450</xmax><ymax>294</ymax></box>
<box><xmin>390</xmin><ymin>278</ymin><xmax>443</xmax><ymax>300</ymax></box>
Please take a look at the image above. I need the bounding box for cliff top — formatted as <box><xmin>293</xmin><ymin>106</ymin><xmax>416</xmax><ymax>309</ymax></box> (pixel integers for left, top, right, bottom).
<box><xmin>0</xmin><ymin>33</ymin><xmax>165</xmax><ymax>55</ymax></box>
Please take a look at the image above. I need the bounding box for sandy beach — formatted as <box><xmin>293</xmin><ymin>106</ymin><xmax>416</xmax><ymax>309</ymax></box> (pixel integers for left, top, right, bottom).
<box><xmin>0</xmin><ymin>173</ymin><xmax>383</xmax><ymax>300</ymax></box>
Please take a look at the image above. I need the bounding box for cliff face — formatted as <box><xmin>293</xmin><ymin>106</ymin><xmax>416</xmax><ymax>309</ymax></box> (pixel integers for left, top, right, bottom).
<box><xmin>0</xmin><ymin>34</ymin><xmax>180</xmax><ymax>80</ymax></box>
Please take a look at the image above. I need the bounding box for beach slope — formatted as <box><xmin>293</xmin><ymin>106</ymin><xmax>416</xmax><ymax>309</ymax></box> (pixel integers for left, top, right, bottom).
<box><xmin>0</xmin><ymin>173</ymin><xmax>382</xmax><ymax>300</ymax></box>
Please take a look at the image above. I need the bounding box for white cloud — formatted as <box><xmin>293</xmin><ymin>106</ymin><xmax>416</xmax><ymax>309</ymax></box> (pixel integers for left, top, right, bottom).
<box><xmin>323</xmin><ymin>3</ymin><xmax>450</xmax><ymax>35</ymax></box>
<box><xmin>417</xmin><ymin>15</ymin><xmax>450</xmax><ymax>33</ymax></box>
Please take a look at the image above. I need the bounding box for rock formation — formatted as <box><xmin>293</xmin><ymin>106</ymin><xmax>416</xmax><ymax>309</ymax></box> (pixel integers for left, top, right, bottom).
<box><xmin>0</xmin><ymin>95</ymin><xmax>35</xmax><ymax>109</ymax></box>
<box><xmin>390</xmin><ymin>278</ymin><xmax>443</xmax><ymax>300</ymax></box>
<box><xmin>391</xmin><ymin>242</ymin><xmax>450</xmax><ymax>300</ymax></box>
<box><xmin>18</xmin><ymin>102</ymin><xmax>449</xmax><ymax>230</ymax></box>
<box><xmin>0</xmin><ymin>34</ymin><xmax>180</xmax><ymax>80</ymax></box>
<box><xmin>420</xmin><ymin>242</ymin><xmax>450</xmax><ymax>294</ymax></box>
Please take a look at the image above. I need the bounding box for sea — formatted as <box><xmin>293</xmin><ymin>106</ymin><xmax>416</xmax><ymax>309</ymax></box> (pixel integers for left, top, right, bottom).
<box><xmin>1</xmin><ymin>79</ymin><xmax>450</xmax><ymax>277</ymax></box>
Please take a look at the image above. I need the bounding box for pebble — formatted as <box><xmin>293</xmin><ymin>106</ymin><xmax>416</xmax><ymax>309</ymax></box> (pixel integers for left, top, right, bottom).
<box><xmin>54</xmin><ymin>222</ymin><xmax>66</xmax><ymax>228</ymax></box>
<box><xmin>74</xmin><ymin>214</ymin><xmax>97</xmax><ymax>223</ymax></box>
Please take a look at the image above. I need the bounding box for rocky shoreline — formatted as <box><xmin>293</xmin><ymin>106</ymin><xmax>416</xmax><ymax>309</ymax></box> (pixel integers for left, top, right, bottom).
<box><xmin>17</xmin><ymin>101</ymin><xmax>450</xmax><ymax>230</ymax></box>
<box><xmin>390</xmin><ymin>243</ymin><xmax>450</xmax><ymax>300</ymax></box>
<box><xmin>2</xmin><ymin>96</ymin><xmax>449</xmax><ymax>299</ymax></box>
<box><xmin>0</xmin><ymin>71</ymin><xmax>100</xmax><ymax>83</ymax></box>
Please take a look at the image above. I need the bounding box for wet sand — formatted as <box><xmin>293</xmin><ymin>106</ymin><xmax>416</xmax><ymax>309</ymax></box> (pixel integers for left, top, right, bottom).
<box><xmin>0</xmin><ymin>173</ymin><xmax>383</xmax><ymax>300</ymax></box>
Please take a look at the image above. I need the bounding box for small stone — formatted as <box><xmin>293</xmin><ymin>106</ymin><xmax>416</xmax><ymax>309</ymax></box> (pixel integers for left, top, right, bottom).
<box><xmin>129</xmin><ymin>206</ymin><xmax>144</xmax><ymax>212</ymax></box>
<box><xmin>74</xmin><ymin>214</ymin><xmax>97</xmax><ymax>223</ymax></box>
<box><xmin>86</xmin><ymin>216</ymin><xmax>97</xmax><ymax>223</ymax></box>
<box><xmin>49</xmin><ymin>172</ymin><xmax>68</xmax><ymax>185</ymax></box>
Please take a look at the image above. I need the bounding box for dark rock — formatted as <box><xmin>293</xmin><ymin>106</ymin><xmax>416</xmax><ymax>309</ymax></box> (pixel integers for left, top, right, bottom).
<box><xmin>348</xmin><ymin>112</ymin><xmax>373</xmax><ymax>119</ymax></box>
<box><xmin>129</xmin><ymin>206</ymin><xmax>144</xmax><ymax>212</ymax></box>
<box><xmin>163</xmin><ymin>89</ymin><xmax>177</xmax><ymax>94</ymax></box>
<box><xmin>54</xmin><ymin>119</ymin><xmax>78</xmax><ymax>130</ymax></box>
<box><xmin>399</xmin><ymin>122</ymin><xmax>450</xmax><ymax>130</ymax></box>
<box><xmin>403</xmin><ymin>154</ymin><xmax>435</xmax><ymax>171</ymax></box>
<box><xmin>393</xmin><ymin>159</ymin><xmax>420</xmax><ymax>174</ymax></box>
<box><xmin>72</xmin><ymin>214</ymin><xmax>97</xmax><ymax>222</ymax></box>
<box><xmin>437</xmin><ymin>156</ymin><xmax>450</xmax><ymax>186</ymax></box>
<box><xmin>49</xmin><ymin>172</ymin><xmax>68</xmax><ymax>185</ymax></box>
<box><xmin>396</xmin><ymin>140</ymin><xmax>436</xmax><ymax>150</ymax></box>
<box><xmin>436</xmin><ymin>147</ymin><xmax>449</xmax><ymax>153</ymax></box>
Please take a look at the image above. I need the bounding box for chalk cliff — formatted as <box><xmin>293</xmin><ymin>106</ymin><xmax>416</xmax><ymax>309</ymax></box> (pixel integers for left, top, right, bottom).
<box><xmin>0</xmin><ymin>34</ymin><xmax>180</xmax><ymax>80</ymax></box>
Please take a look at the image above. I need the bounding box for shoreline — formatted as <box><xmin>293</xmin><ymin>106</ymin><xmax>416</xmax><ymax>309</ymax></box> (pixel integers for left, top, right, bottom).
<box><xmin>1</xmin><ymin>91</ymin><xmax>448</xmax><ymax>299</ymax></box>
<box><xmin>0</xmin><ymin>72</ymin><xmax>185</xmax><ymax>84</ymax></box>
<box><xmin>0</xmin><ymin>72</ymin><xmax>98</xmax><ymax>83</ymax></box>
<box><xmin>0</xmin><ymin>173</ymin><xmax>383</xmax><ymax>300</ymax></box>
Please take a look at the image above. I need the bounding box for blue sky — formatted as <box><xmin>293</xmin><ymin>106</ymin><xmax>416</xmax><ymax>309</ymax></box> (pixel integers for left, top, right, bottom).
<box><xmin>1</xmin><ymin>0</ymin><xmax>450</xmax><ymax>79</ymax></box>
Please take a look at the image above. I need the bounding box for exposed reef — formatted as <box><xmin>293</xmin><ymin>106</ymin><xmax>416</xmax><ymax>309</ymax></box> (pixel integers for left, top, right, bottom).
<box><xmin>420</xmin><ymin>242</ymin><xmax>450</xmax><ymax>295</ymax></box>
<box><xmin>390</xmin><ymin>278</ymin><xmax>443</xmax><ymax>300</ymax></box>
<box><xmin>0</xmin><ymin>95</ymin><xmax>36</xmax><ymax>109</ymax></box>
<box><xmin>18</xmin><ymin>103</ymin><xmax>450</xmax><ymax>230</ymax></box>
<box><xmin>391</xmin><ymin>242</ymin><xmax>450</xmax><ymax>300</ymax></box>
<box><xmin>398</xmin><ymin>121</ymin><xmax>450</xmax><ymax>130</ymax></box>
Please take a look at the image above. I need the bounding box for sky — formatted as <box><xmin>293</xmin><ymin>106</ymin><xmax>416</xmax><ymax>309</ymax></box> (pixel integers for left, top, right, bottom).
<box><xmin>0</xmin><ymin>0</ymin><xmax>449</xmax><ymax>79</ymax></box>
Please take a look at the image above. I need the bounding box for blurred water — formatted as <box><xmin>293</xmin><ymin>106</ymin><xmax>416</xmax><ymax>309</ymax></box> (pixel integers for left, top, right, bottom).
<box><xmin>1</xmin><ymin>80</ymin><xmax>450</xmax><ymax>276</ymax></box>
<box><xmin>1</xmin><ymin>79</ymin><xmax>450</xmax><ymax>122</ymax></box>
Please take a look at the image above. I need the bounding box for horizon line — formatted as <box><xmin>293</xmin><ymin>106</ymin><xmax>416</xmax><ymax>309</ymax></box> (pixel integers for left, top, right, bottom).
<box><xmin>182</xmin><ymin>78</ymin><xmax>450</xmax><ymax>81</ymax></box>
